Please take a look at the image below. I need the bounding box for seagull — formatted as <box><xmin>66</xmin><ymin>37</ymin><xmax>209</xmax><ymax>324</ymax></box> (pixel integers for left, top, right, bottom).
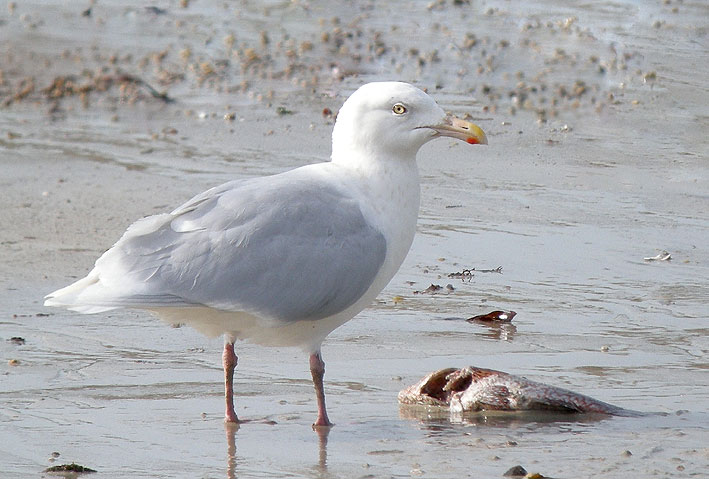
<box><xmin>44</xmin><ymin>81</ymin><xmax>487</xmax><ymax>427</ymax></box>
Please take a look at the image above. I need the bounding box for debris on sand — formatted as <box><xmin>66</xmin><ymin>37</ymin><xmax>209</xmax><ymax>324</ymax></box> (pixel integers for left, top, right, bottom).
<box><xmin>448</xmin><ymin>266</ymin><xmax>503</xmax><ymax>280</ymax></box>
<box><xmin>413</xmin><ymin>283</ymin><xmax>455</xmax><ymax>294</ymax></box>
<box><xmin>643</xmin><ymin>250</ymin><xmax>671</xmax><ymax>261</ymax></box>
<box><xmin>467</xmin><ymin>311</ymin><xmax>516</xmax><ymax>323</ymax></box>
<box><xmin>2</xmin><ymin>73</ymin><xmax>172</xmax><ymax>108</ymax></box>
<box><xmin>43</xmin><ymin>462</ymin><xmax>97</xmax><ymax>474</ymax></box>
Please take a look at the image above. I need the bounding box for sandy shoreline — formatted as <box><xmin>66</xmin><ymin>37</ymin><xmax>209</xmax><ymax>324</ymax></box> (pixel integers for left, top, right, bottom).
<box><xmin>2</xmin><ymin>1</ymin><xmax>707</xmax><ymax>478</ymax></box>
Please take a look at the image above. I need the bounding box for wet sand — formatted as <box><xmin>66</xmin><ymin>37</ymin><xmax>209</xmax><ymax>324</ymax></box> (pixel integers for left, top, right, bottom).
<box><xmin>1</xmin><ymin>1</ymin><xmax>707</xmax><ymax>477</ymax></box>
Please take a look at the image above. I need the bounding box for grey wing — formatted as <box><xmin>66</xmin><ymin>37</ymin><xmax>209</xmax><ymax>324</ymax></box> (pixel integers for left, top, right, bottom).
<box><xmin>92</xmin><ymin>173</ymin><xmax>387</xmax><ymax>322</ymax></box>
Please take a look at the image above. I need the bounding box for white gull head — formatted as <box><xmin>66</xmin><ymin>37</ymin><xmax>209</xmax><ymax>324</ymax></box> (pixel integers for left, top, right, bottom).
<box><xmin>331</xmin><ymin>81</ymin><xmax>487</xmax><ymax>165</ymax></box>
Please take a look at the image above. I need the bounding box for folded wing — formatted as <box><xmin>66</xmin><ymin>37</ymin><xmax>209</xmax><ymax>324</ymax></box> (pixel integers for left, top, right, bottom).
<box><xmin>45</xmin><ymin>170</ymin><xmax>387</xmax><ymax>323</ymax></box>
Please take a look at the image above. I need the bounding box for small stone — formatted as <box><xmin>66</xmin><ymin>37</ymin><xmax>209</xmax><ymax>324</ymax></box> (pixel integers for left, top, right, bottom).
<box><xmin>503</xmin><ymin>465</ymin><xmax>528</xmax><ymax>476</ymax></box>
<box><xmin>179</xmin><ymin>48</ymin><xmax>191</xmax><ymax>61</ymax></box>
<box><xmin>223</xmin><ymin>33</ymin><xmax>235</xmax><ymax>50</ymax></box>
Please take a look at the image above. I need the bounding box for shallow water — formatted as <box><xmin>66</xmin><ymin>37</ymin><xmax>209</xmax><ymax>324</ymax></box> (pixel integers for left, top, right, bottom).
<box><xmin>1</xmin><ymin>1</ymin><xmax>707</xmax><ymax>478</ymax></box>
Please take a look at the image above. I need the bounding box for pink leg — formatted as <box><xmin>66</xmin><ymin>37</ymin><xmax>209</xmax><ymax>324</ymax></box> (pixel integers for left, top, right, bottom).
<box><xmin>310</xmin><ymin>351</ymin><xmax>333</xmax><ymax>428</ymax></box>
<box><xmin>223</xmin><ymin>341</ymin><xmax>240</xmax><ymax>423</ymax></box>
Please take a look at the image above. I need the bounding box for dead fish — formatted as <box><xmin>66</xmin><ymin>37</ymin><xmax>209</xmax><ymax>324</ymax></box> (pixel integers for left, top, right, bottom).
<box><xmin>644</xmin><ymin>250</ymin><xmax>671</xmax><ymax>261</ymax></box>
<box><xmin>399</xmin><ymin>366</ymin><xmax>637</xmax><ymax>416</ymax></box>
<box><xmin>467</xmin><ymin>310</ymin><xmax>516</xmax><ymax>323</ymax></box>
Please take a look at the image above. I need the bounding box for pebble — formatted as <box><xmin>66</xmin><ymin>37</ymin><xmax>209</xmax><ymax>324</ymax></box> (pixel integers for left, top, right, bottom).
<box><xmin>503</xmin><ymin>465</ymin><xmax>528</xmax><ymax>476</ymax></box>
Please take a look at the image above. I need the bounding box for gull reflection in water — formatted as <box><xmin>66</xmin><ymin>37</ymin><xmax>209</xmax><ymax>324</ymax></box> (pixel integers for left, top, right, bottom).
<box><xmin>225</xmin><ymin>422</ymin><xmax>238</xmax><ymax>479</ymax></box>
<box><xmin>314</xmin><ymin>427</ymin><xmax>330</xmax><ymax>476</ymax></box>
<box><xmin>223</xmin><ymin>422</ymin><xmax>331</xmax><ymax>478</ymax></box>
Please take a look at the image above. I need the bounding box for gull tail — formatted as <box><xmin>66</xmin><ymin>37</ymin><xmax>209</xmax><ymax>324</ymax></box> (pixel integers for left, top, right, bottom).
<box><xmin>44</xmin><ymin>272</ymin><xmax>120</xmax><ymax>314</ymax></box>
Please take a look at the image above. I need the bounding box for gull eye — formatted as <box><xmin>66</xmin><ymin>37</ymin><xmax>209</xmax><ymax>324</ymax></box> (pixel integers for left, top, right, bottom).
<box><xmin>392</xmin><ymin>103</ymin><xmax>407</xmax><ymax>115</ymax></box>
